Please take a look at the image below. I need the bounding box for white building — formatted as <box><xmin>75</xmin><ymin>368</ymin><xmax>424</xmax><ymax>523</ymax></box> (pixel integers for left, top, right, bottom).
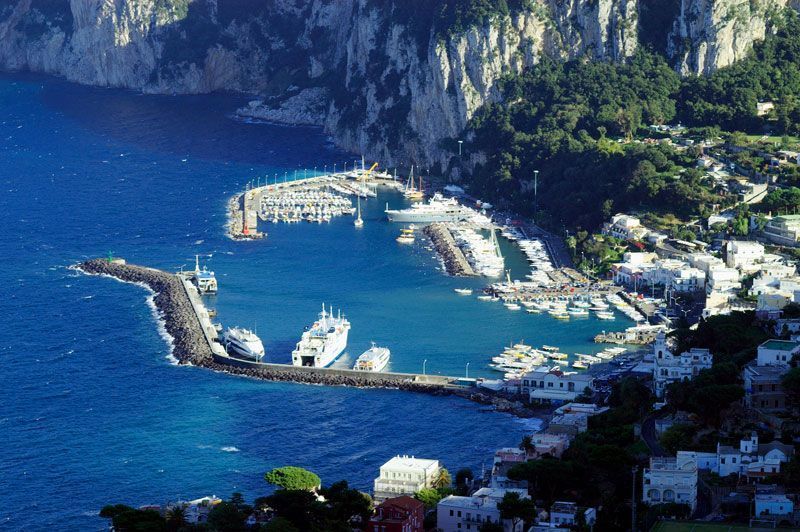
<box><xmin>436</xmin><ymin>488</ymin><xmax>528</xmax><ymax>532</ymax></box>
<box><xmin>676</xmin><ymin>433</ymin><xmax>794</xmax><ymax>479</ymax></box>
<box><xmin>757</xmin><ymin>339</ymin><xmax>800</xmax><ymax>368</ymax></box>
<box><xmin>652</xmin><ymin>332</ymin><xmax>713</xmax><ymax>397</ymax></box>
<box><xmin>755</xmin><ymin>493</ymin><xmax>794</xmax><ymax>519</ymax></box>
<box><xmin>548</xmin><ymin>502</ymin><xmax>596</xmax><ymax>528</ymax></box>
<box><xmin>705</xmin><ymin>266</ymin><xmax>741</xmax><ymax>296</ymax></box>
<box><xmin>603</xmin><ymin>214</ymin><xmax>649</xmax><ymax>241</ymax></box>
<box><xmin>373</xmin><ymin>455</ymin><xmax>442</xmax><ymax>503</ymax></box>
<box><xmin>670</xmin><ymin>267</ymin><xmax>706</xmax><ymax>293</ymax></box>
<box><xmin>642</xmin><ymin>456</ymin><xmax>698</xmax><ymax>512</ymax></box>
<box><xmin>520</xmin><ymin>369</ymin><xmax>594</xmax><ymax>404</ymax></box>
<box><xmin>716</xmin><ymin>433</ymin><xmax>794</xmax><ymax>478</ymax></box>
<box><xmin>726</xmin><ymin>241</ymin><xmax>765</xmax><ymax>272</ymax></box>
<box><xmin>688</xmin><ymin>253</ymin><xmax>725</xmax><ymax>274</ymax></box>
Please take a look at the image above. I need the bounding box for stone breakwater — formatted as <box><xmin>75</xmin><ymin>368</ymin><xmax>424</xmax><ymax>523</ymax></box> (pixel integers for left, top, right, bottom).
<box><xmin>78</xmin><ymin>259</ymin><xmax>213</xmax><ymax>366</ymax></box>
<box><xmin>78</xmin><ymin>258</ymin><xmax>541</xmax><ymax>418</ymax></box>
<box><xmin>424</xmin><ymin>223</ymin><xmax>476</xmax><ymax>277</ymax></box>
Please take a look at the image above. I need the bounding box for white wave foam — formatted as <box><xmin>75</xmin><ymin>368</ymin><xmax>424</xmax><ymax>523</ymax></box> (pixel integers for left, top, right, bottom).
<box><xmin>220</xmin><ymin>446</ymin><xmax>240</xmax><ymax>453</ymax></box>
<box><xmin>514</xmin><ymin>417</ymin><xmax>544</xmax><ymax>433</ymax></box>
<box><xmin>145</xmin><ymin>294</ymin><xmax>179</xmax><ymax>365</ymax></box>
<box><xmin>75</xmin><ymin>265</ymin><xmax>178</xmax><ymax>365</ymax></box>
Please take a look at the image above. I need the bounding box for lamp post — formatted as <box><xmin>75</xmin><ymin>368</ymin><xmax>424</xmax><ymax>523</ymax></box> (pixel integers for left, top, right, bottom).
<box><xmin>534</xmin><ymin>170</ymin><xmax>539</xmax><ymax>209</ymax></box>
<box><xmin>458</xmin><ymin>140</ymin><xmax>463</xmax><ymax>156</ymax></box>
<box><xmin>422</xmin><ymin>359</ymin><xmax>428</xmax><ymax>375</ymax></box>
<box><xmin>465</xmin><ymin>362</ymin><xmax>470</xmax><ymax>379</ymax></box>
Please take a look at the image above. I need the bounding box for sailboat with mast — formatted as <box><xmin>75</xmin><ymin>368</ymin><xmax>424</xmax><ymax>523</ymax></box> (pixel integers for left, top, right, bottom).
<box><xmin>354</xmin><ymin>194</ymin><xmax>363</xmax><ymax>227</ymax></box>
<box><xmin>403</xmin><ymin>166</ymin><xmax>424</xmax><ymax>200</ymax></box>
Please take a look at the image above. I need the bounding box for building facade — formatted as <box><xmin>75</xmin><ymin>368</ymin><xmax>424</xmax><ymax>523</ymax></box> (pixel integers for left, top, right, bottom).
<box><xmin>652</xmin><ymin>332</ymin><xmax>713</xmax><ymax>397</ymax></box>
<box><xmin>642</xmin><ymin>456</ymin><xmax>698</xmax><ymax>512</ymax></box>
<box><xmin>520</xmin><ymin>369</ymin><xmax>594</xmax><ymax>404</ymax></box>
<box><xmin>743</xmin><ymin>364</ymin><xmax>788</xmax><ymax>412</ymax></box>
<box><xmin>373</xmin><ymin>456</ymin><xmax>441</xmax><ymax>503</ymax></box>
<box><xmin>368</xmin><ymin>496</ymin><xmax>425</xmax><ymax>532</ymax></box>
<box><xmin>757</xmin><ymin>339</ymin><xmax>800</xmax><ymax>367</ymax></box>
<box><xmin>436</xmin><ymin>488</ymin><xmax>528</xmax><ymax>532</ymax></box>
<box><xmin>764</xmin><ymin>215</ymin><xmax>800</xmax><ymax>247</ymax></box>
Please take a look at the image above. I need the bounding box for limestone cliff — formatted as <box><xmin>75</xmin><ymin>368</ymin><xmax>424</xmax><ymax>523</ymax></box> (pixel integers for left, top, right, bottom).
<box><xmin>0</xmin><ymin>0</ymin><xmax>794</xmax><ymax>168</ymax></box>
<box><xmin>667</xmin><ymin>0</ymin><xmax>795</xmax><ymax>76</ymax></box>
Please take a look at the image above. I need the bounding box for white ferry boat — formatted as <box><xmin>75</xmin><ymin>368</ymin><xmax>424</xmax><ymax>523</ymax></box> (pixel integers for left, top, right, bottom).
<box><xmin>385</xmin><ymin>193</ymin><xmax>473</xmax><ymax>223</ymax></box>
<box><xmin>353</xmin><ymin>343</ymin><xmax>391</xmax><ymax>372</ymax></box>
<box><xmin>291</xmin><ymin>304</ymin><xmax>351</xmax><ymax>367</ymax></box>
<box><xmin>191</xmin><ymin>255</ymin><xmax>218</xmax><ymax>294</ymax></box>
<box><xmin>221</xmin><ymin>327</ymin><xmax>265</xmax><ymax>361</ymax></box>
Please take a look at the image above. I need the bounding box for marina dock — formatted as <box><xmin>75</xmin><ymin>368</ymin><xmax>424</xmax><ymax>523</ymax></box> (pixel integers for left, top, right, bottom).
<box><xmin>228</xmin><ymin>169</ymin><xmax>402</xmax><ymax>238</ymax></box>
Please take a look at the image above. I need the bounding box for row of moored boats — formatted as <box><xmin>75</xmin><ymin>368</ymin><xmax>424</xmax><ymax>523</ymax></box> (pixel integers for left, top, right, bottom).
<box><xmin>488</xmin><ymin>342</ymin><xmax>629</xmax><ymax>379</ymax></box>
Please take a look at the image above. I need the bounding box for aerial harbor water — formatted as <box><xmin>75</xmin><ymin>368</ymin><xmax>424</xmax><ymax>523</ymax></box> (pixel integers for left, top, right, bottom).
<box><xmin>0</xmin><ymin>74</ymin><xmax>631</xmax><ymax>530</ymax></box>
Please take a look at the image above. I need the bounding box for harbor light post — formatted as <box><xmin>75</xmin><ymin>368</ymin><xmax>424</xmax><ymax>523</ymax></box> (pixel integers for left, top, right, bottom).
<box><xmin>333</xmin><ymin>163</ymin><xmax>336</xmax><ymax>174</ymax></box>
<box><xmin>313</xmin><ymin>166</ymin><xmax>316</xmax><ymax>176</ymax></box>
<box><xmin>533</xmin><ymin>170</ymin><xmax>539</xmax><ymax>214</ymax></box>
<box><xmin>465</xmin><ymin>362</ymin><xmax>470</xmax><ymax>379</ymax></box>
<box><xmin>458</xmin><ymin>140</ymin><xmax>463</xmax><ymax>156</ymax></box>
<box><xmin>422</xmin><ymin>359</ymin><xmax>428</xmax><ymax>375</ymax></box>
<box><xmin>324</xmin><ymin>165</ymin><xmax>327</xmax><ymax>175</ymax></box>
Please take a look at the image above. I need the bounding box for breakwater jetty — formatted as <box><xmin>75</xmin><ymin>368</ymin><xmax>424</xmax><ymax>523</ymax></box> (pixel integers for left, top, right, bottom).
<box><xmin>79</xmin><ymin>258</ymin><xmax>213</xmax><ymax>365</ymax></box>
<box><xmin>424</xmin><ymin>223</ymin><xmax>476</xmax><ymax>276</ymax></box>
<box><xmin>77</xmin><ymin>258</ymin><xmax>537</xmax><ymax>417</ymax></box>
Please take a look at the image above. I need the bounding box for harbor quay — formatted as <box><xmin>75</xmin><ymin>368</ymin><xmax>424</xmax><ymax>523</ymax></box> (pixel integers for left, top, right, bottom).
<box><xmin>77</xmin><ymin>257</ymin><xmax>540</xmax><ymax>417</ymax></box>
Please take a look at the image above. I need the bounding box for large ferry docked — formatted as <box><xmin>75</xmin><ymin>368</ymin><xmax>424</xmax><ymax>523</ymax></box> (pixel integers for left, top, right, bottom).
<box><xmin>291</xmin><ymin>304</ymin><xmax>351</xmax><ymax>367</ymax></box>
<box><xmin>385</xmin><ymin>193</ymin><xmax>473</xmax><ymax>223</ymax></box>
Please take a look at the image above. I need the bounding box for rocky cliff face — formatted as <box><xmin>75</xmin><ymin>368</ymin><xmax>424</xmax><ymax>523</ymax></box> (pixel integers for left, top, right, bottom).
<box><xmin>0</xmin><ymin>0</ymin><xmax>794</xmax><ymax>168</ymax></box>
<box><xmin>667</xmin><ymin>0</ymin><xmax>794</xmax><ymax>76</ymax></box>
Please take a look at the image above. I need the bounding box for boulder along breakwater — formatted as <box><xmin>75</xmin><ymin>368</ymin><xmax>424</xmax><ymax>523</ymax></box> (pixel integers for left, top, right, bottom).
<box><xmin>77</xmin><ymin>258</ymin><xmax>540</xmax><ymax>418</ymax></box>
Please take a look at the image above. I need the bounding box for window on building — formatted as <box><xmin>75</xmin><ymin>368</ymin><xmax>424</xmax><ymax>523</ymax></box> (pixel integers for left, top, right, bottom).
<box><xmin>450</xmin><ymin>510</ymin><xmax>453</xmax><ymax>517</ymax></box>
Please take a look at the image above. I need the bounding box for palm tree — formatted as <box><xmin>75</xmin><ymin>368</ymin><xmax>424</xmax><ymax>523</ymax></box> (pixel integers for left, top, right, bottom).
<box><xmin>432</xmin><ymin>467</ymin><xmax>452</xmax><ymax>490</ymax></box>
<box><xmin>520</xmin><ymin>435</ymin><xmax>534</xmax><ymax>456</ymax></box>
<box><xmin>165</xmin><ymin>505</ymin><xmax>187</xmax><ymax>530</ymax></box>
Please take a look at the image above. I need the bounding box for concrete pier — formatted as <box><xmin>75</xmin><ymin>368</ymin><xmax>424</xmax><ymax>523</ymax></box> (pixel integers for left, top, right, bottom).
<box><xmin>424</xmin><ymin>223</ymin><xmax>476</xmax><ymax>276</ymax></box>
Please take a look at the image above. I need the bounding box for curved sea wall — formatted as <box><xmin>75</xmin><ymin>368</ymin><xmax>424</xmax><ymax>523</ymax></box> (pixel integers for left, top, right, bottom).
<box><xmin>78</xmin><ymin>258</ymin><xmax>539</xmax><ymax>417</ymax></box>
<box><xmin>79</xmin><ymin>258</ymin><xmax>212</xmax><ymax>366</ymax></box>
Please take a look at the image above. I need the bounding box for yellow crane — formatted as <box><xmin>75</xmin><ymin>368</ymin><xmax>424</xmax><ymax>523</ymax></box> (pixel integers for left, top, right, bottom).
<box><xmin>363</xmin><ymin>162</ymin><xmax>379</xmax><ymax>179</ymax></box>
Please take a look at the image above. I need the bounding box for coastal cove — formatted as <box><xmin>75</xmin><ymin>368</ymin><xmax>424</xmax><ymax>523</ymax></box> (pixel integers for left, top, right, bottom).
<box><xmin>0</xmin><ymin>74</ymin><xmax>627</xmax><ymax>529</ymax></box>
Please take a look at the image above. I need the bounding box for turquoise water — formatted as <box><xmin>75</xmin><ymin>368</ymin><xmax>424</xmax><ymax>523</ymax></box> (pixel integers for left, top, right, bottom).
<box><xmin>0</xmin><ymin>74</ymin><xmax>630</xmax><ymax>530</ymax></box>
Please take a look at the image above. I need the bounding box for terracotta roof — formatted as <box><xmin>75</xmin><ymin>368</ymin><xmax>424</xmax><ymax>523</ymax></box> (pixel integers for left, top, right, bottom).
<box><xmin>381</xmin><ymin>495</ymin><xmax>424</xmax><ymax>512</ymax></box>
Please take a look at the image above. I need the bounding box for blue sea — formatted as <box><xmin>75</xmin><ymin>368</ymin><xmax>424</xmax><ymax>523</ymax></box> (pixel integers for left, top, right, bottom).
<box><xmin>0</xmin><ymin>74</ymin><xmax>631</xmax><ymax>530</ymax></box>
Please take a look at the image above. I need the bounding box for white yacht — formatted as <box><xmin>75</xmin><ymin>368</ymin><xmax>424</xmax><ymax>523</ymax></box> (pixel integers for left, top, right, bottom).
<box><xmin>353</xmin><ymin>343</ymin><xmax>391</xmax><ymax>372</ymax></box>
<box><xmin>221</xmin><ymin>327</ymin><xmax>265</xmax><ymax>361</ymax></box>
<box><xmin>385</xmin><ymin>193</ymin><xmax>473</xmax><ymax>223</ymax></box>
<box><xmin>291</xmin><ymin>304</ymin><xmax>351</xmax><ymax>367</ymax></box>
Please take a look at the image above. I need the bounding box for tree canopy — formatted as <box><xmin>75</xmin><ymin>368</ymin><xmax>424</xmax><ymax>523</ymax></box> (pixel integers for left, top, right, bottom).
<box><xmin>265</xmin><ymin>466</ymin><xmax>321</xmax><ymax>491</ymax></box>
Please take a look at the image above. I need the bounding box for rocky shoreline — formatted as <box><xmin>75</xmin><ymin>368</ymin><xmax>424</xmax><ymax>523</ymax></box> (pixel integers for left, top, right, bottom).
<box><xmin>78</xmin><ymin>258</ymin><xmax>544</xmax><ymax>419</ymax></box>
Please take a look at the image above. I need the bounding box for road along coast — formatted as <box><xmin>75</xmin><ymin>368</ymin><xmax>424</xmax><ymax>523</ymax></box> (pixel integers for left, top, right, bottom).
<box><xmin>77</xmin><ymin>258</ymin><xmax>542</xmax><ymax>418</ymax></box>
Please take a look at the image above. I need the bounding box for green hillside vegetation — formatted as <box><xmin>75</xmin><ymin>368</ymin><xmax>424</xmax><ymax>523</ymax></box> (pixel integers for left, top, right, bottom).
<box><xmin>462</xmin><ymin>9</ymin><xmax>800</xmax><ymax>232</ymax></box>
